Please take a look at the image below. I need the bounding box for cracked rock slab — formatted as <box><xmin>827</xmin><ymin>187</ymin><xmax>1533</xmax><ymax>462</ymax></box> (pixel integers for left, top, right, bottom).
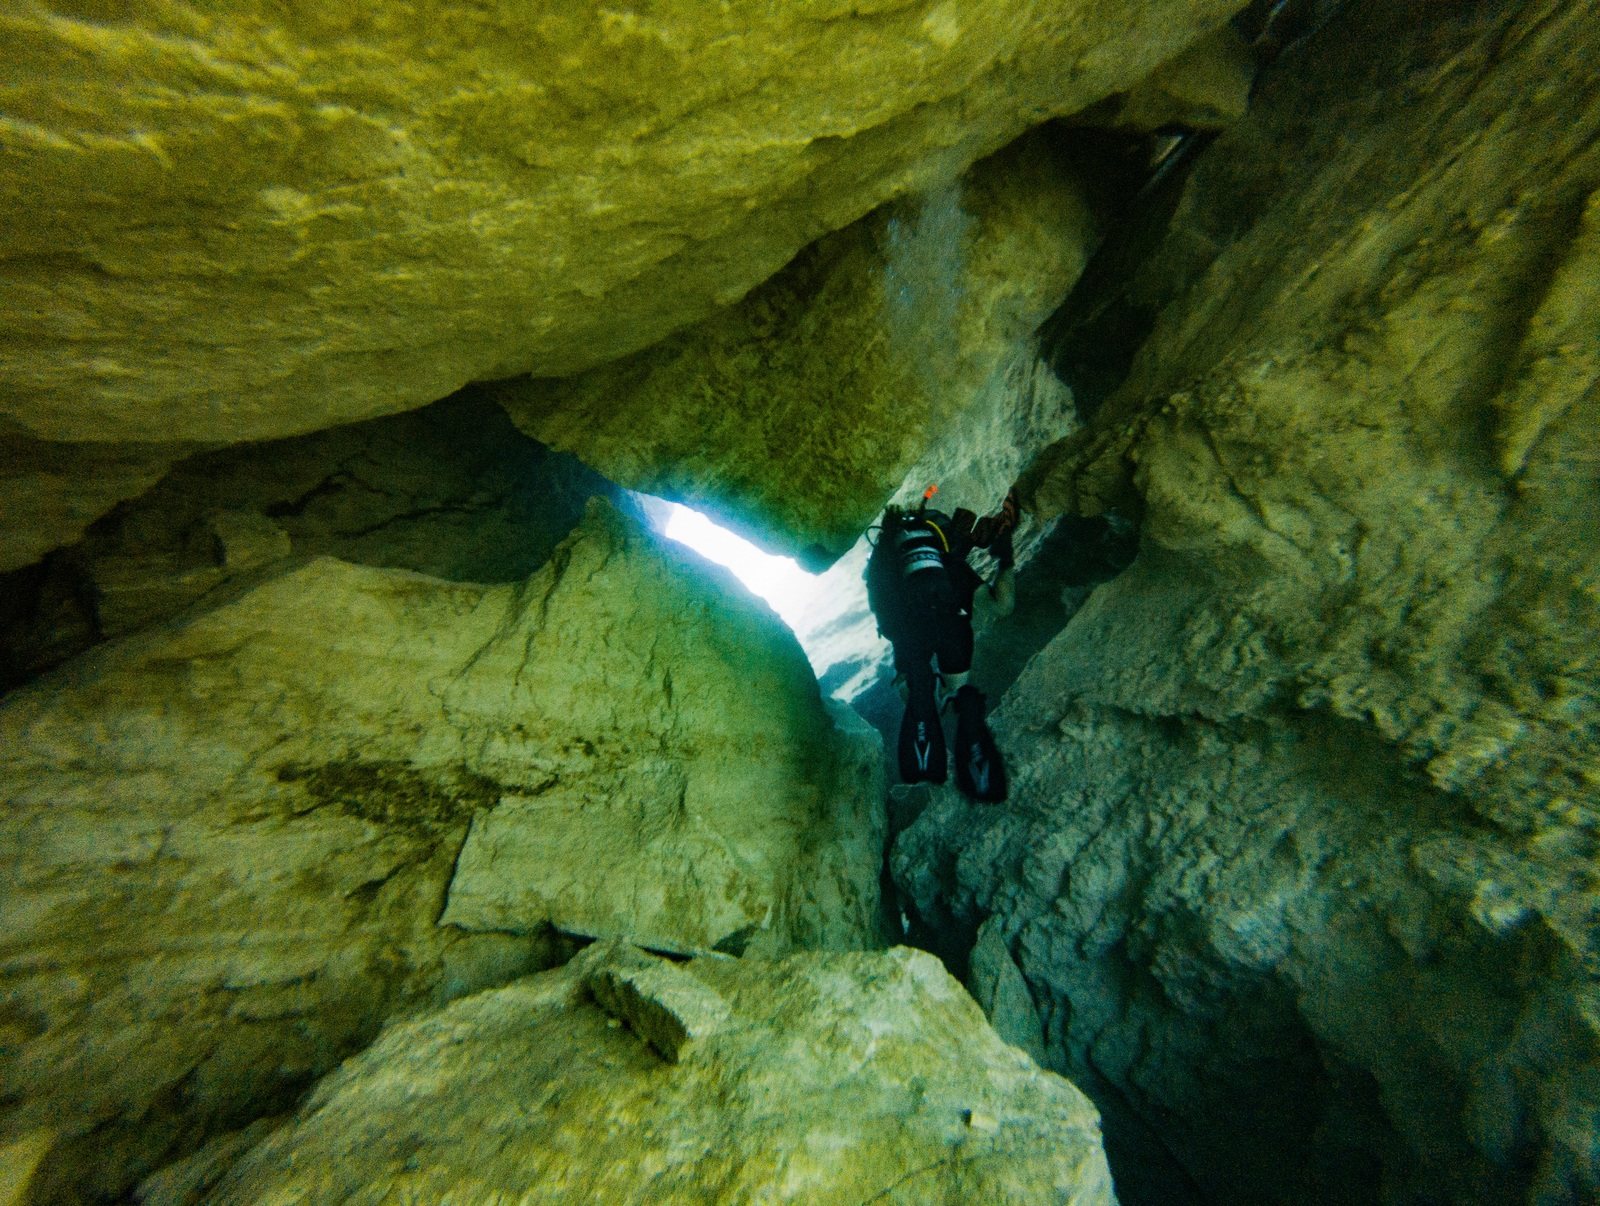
<box><xmin>0</xmin><ymin>498</ymin><xmax>881</xmax><ymax>1203</ymax></box>
<box><xmin>578</xmin><ymin>940</ymin><xmax>734</xmax><ymax>1062</ymax></box>
<box><xmin>2</xmin><ymin>0</ymin><xmax>1242</xmax><ymax>448</ymax></box>
<box><xmin>203</xmin><ymin>947</ymin><xmax>1115</xmax><ymax>1206</ymax></box>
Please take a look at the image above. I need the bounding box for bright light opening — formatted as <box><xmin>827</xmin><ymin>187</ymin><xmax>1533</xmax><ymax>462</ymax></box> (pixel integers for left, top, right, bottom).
<box><xmin>657</xmin><ymin>502</ymin><xmax>823</xmax><ymax>632</ymax></box>
<box><xmin>634</xmin><ymin>494</ymin><xmax>892</xmax><ymax>701</ymax></box>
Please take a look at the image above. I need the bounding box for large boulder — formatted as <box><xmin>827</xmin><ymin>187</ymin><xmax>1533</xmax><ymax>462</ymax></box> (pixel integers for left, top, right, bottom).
<box><xmin>0</xmin><ymin>498</ymin><xmax>883</xmax><ymax>1203</ymax></box>
<box><xmin>436</xmin><ymin>500</ymin><xmax>886</xmax><ymax>956</ymax></box>
<box><xmin>0</xmin><ymin>392</ymin><xmax>615</xmax><ymax>693</ymax></box>
<box><xmin>204</xmin><ymin>942</ymin><xmax>1116</xmax><ymax>1206</ymax></box>
<box><xmin>496</xmin><ymin>127</ymin><xmax>1099</xmax><ymax>563</ymax></box>
<box><xmin>899</xmin><ymin>0</ymin><xmax>1600</xmax><ymax>1201</ymax></box>
<box><xmin>0</xmin><ymin>428</ymin><xmax>194</xmax><ymax>574</ymax></box>
<box><xmin>2</xmin><ymin>0</ymin><xmax>1243</xmax><ymax>451</ymax></box>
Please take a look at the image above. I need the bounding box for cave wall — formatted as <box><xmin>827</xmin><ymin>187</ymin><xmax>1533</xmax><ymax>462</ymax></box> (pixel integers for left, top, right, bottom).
<box><xmin>0</xmin><ymin>499</ymin><xmax>884</xmax><ymax>1204</ymax></box>
<box><xmin>0</xmin><ymin>392</ymin><xmax>616</xmax><ymax>694</ymax></box>
<box><xmin>494</xmin><ymin>124</ymin><xmax>1102</xmax><ymax>563</ymax></box>
<box><xmin>1</xmin><ymin>0</ymin><xmax>1241</xmax><ymax>450</ymax></box>
<box><xmin>897</xmin><ymin>0</ymin><xmax>1600</xmax><ymax>1201</ymax></box>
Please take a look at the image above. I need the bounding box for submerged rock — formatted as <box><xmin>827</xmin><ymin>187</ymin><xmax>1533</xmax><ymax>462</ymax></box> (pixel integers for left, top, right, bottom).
<box><xmin>0</xmin><ymin>392</ymin><xmax>614</xmax><ymax>694</ymax></box>
<box><xmin>2</xmin><ymin>0</ymin><xmax>1242</xmax><ymax>451</ymax></box>
<box><xmin>438</xmin><ymin>500</ymin><xmax>886</xmax><ymax>955</ymax></box>
<box><xmin>497</xmin><ymin>127</ymin><xmax>1100</xmax><ymax>563</ymax></box>
<box><xmin>1068</xmin><ymin>24</ymin><xmax>1256</xmax><ymax>133</ymax></box>
<box><xmin>0</xmin><ymin>498</ymin><xmax>882</xmax><ymax>1203</ymax></box>
<box><xmin>0</xmin><ymin>428</ymin><xmax>194</xmax><ymax>574</ymax></box>
<box><xmin>895</xmin><ymin>0</ymin><xmax>1600</xmax><ymax>1200</ymax></box>
<box><xmin>204</xmin><ymin>943</ymin><xmax>1115</xmax><ymax>1206</ymax></box>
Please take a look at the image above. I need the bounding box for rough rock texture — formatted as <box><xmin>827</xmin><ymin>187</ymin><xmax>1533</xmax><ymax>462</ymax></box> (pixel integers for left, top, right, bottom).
<box><xmin>3</xmin><ymin>0</ymin><xmax>1242</xmax><ymax>450</ymax></box>
<box><xmin>495</xmin><ymin>126</ymin><xmax>1100</xmax><ymax>563</ymax></box>
<box><xmin>134</xmin><ymin>1118</ymin><xmax>284</xmax><ymax>1206</ymax></box>
<box><xmin>0</xmin><ymin>392</ymin><xmax>614</xmax><ymax>694</ymax></box>
<box><xmin>0</xmin><ymin>563</ymin><xmax>548</xmax><ymax>1206</ymax></box>
<box><xmin>205</xmin><ymin>943</ymin><xmax>1116</xmax><ymax>1206</ymax></box>
<box><xmin>968</xmin><ymin>916</ymin><xmax>1048</xmax><ymax>1066</ymax></box>
<box><xmin>0</xmin><ymin>427</ymin><xmax>193</xmax><ymax>574</ymax></box>
<box><xmin>439</xmin><ymin>502</ymin><xmax>885</xmax><ymax>957</ymax></box>
<box><xmin>1067</xmin><ymin>24</ymin><xmax>1255</xmax><ymax>133</ymax></box>
<box><xmin>0</xmin><ymin>498</ymin><xmax>882</xmax><ymax>1204</ymax></box>
<box><xmin>898</xmin><ymin>0</ymin><xmax>1600</xmax><ymax>1202</ymax></box>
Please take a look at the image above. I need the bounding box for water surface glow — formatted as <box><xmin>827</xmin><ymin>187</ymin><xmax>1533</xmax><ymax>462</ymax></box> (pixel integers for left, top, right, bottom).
<box><xmin>636</xmin><ymin>494</ymin><xmax>891</xmax><ymax>701</ymax></box>
<box><xmin>657</xmin><ymin>501</ymin><xmax>823</xmax><ymax>632</ymax></box>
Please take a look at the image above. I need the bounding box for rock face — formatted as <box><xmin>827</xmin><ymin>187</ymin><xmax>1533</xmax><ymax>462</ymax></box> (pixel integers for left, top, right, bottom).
<box><xmin>438</xmin><ymin>501</ymin><xmax>886</xmax><ymax>956</ymax></box>
<box><xmin>0</xmin><ymin>499</ymin><xmax>883</xmax><ymax>1204</ymax></box>
<box><xmin>497</xmin><ymin>127</ymin><xmax>1099</xmax><ymax>563</ymax></box>
<box><xmin>0</xmin><ymin>428</ymin><xmax>194</xmax><ymax>574</ymax></box>
<box><xmin>898</xmin><ymin>0</ymin><xmax>1600</xmax><ymax>1201</ymax></box>
<box><xmin>0</xmin><ymin>392</ymin><xmax>614</xmax><ymax>693</ymax></box>
<box><xmin>205</xmin><ymin>942</ymin><xmax>1116</xmax><ymax>1206</ymax></box>
<box><xmin>2</xmin><ymin>0</ymin><xmax>1243</xmax><ymax>451</ymax></box>
<box><xmin>1067</xmin><ymin>24</ymin><xmax>1255</xmax><ymax>133</ymax></box>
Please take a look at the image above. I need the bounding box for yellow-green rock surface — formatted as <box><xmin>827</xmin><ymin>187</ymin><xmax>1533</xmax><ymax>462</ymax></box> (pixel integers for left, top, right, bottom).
<box><xmin>2</xmin><ymin>0</ymin><xmax>1241</xmax><ymax>449</ymax></box>
<box><xmin>204</xmin><ymin>943</ymin><xmax>1115</xmax><ymax>1206</ymax></box>
<box><xmin>0</xmin><ymin>428</ymin><xmax>193</xmax><ymax>572</ymax></box>
<box><xmin>1</xmin><ymin>392</ymin><xmax>616</xmax><ymax>691</ymax></box>
<box><xmin>437</xmin><ymin>499</ymin><xmax>886</xmax><ymax>955</ymax></box>
<box><xmin>496</xmin><ymin>128</ymin><xmax>1099</xmax><ymax>561</ymax></box>
<box><xmin>900</xmin><ymin>0</ymin><xmax>1600</xmax><ymax>1200</ymax></box>
<box><xmin>0</xmin><ymin>498</ymin><xmax>882</xmax><ymax>1203</ymax></box>
<box><xmin>1069</xmin><ymin>24</ymin><xmax>1255</xmax><ymax>132</ymax></box>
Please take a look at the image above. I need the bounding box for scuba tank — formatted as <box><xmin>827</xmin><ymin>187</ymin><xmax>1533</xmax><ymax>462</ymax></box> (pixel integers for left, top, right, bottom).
<box><xmin>895</xmin><ymin>484</ymin><xmax>950</xmax><ymax>578</ymax></box>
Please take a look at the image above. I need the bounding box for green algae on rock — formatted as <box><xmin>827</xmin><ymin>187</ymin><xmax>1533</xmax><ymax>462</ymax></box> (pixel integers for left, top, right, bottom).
<box><xmin>0</xmin><ymin>498</ymin><xmax>883</xmax><ymax>1204</ymax></box>
<box><xmin>1</xmin><ymin>0</ymin><xmax>1243</xmax><ymax>450</ymax></box>
<box><xmin>437</xmin><ymin>499</ymin><xmax>885</xmax><ymax>955</ymax></box>
<box><xmin>0</xmin><ymin>391</ymin><xmax>614</xmax><ymax>694</ymax></box>
<box><xmin>900</xmin><ymin>0</ymin><xmax>1600</xmax><ymax>1200</ymax></box>
<box><xmin>203</xmin><ymin>943</ymin><xmax>1115</xmax><ymax>1206</ymax></box>
<box><xmin>495</xmin><ymin>127</ymin><xmax>1101</xmax><ymax>562</ymax></box>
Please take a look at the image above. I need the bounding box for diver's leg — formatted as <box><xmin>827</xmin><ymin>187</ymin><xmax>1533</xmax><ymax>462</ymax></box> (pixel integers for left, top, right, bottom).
<box><xmin>896</xmin><ymin>659</ymin><xmax>947</xmax><ymax>784</ymax></box>
<box><xmin>952</xmin><ymin>684</ymin><xmax>1007</xmax><ymax>802</ymax></box>
<box><xmin>928</xmin><ymin>591</ymin><xmax>1005</xmax><ymax>802</ymax></box>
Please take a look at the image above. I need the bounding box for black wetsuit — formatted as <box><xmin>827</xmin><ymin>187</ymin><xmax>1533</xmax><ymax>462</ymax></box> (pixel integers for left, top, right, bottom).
<box><xmin>867</xmin><ymin>501</ymin><xmax>1013</xmax><ymax>801</ymax></box>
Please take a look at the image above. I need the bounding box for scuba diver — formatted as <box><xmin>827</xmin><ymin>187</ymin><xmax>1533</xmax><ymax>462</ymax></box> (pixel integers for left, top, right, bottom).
<box><xmin>865</xmin><ymin>485</ymin><xmax>1018</xmax><ymax>802</ymax></box>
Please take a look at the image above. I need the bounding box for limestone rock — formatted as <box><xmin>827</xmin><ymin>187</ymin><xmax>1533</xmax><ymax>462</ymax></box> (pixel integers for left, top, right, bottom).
<box><xmin>0</xmin><ymin>498</ymin><xmax>881</xmax><ymax>1203</ymax></box>
<box><xmin>134</xmin><ymin>1118</ymin><xmax>285</xmax><ymax>1206</ymax></box>
<box><xmin>968</xmin><ymin>917</ymin><xmax>1048</xmax><ymax>1066</ymax></box>
<box><xmin>0</xmin><ymin>425</ymin><xmax>192</xmax><ymax>573</ymax></box>
<box><xmin>2</xmin><ymin>0</ymin><xmax>1244</xmax><ymax>450</ymax></box>
<box><xmin>493</xmin><ymin>126</ymin><xmax>1100</xmax><ymax>563</ymax></box>
<box><xmin>1028</xmin><ymin>0</ymin><xmax>1600</xmax><ymax>874</ymax></box>
<box><xmin>0</xmin><ymin>1133</ymin><xmax>53</xmax><ymax>1206</ymax></box>
<box><xmin>580</xmin><ymin>940</ymin><xmax>734</xmax><ymax>1063</ymax></box>
<box><xmin>894</xmin><ymin>701</ymin><xmax>1573</xmax><ymax>1204</ymax></box>
<box><xmin>438</xmin><ymin>500</ymin><xmax>885</xmax><ymax>956</ymax></box>
<box><xmin>0</xmin><ymin>561</ymin><xmax>553</xmax><ymax>1205</ymax></box>
<box><xmin>1070</xmin><ymin>25</ymin><xmax>1256</xmax><ymax>133</ymax></box>
<box><xmin>203</xmin><ymin>945</ymin><xmax>1116</xmax><ymax>1206</ymax></box>
<box><xmin>205</xmin><ymin>512</ymin><xmax>291</xmax><ymax>573</ymax></box>
<box><xmin>0</xmin><ymin>391</ymin><xmax>612</xmax><ymax>693</ymax></box>
<box><xmin>902</xmin><ymin>0</ymin><xmax>1600</xmax><ymax>1200</ymax></box>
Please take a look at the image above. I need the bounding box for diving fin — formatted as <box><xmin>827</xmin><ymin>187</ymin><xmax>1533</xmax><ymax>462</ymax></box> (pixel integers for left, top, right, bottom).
<box><xmin>897</xmin><ymin>669</ymin><xmax>948</xmax><ymax>785</ymax></box>
<box><xmin>953</xmin><ymin>685</ymin><xmax>1007</xmax><ymax>803</ymax></box>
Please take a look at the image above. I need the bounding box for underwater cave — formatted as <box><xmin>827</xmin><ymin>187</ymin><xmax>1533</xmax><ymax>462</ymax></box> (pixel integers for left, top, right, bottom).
<box><xmin>2</xmin><ymin>0</ymin><xmax>1598</xmax><ymax>1202</ymax></box>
